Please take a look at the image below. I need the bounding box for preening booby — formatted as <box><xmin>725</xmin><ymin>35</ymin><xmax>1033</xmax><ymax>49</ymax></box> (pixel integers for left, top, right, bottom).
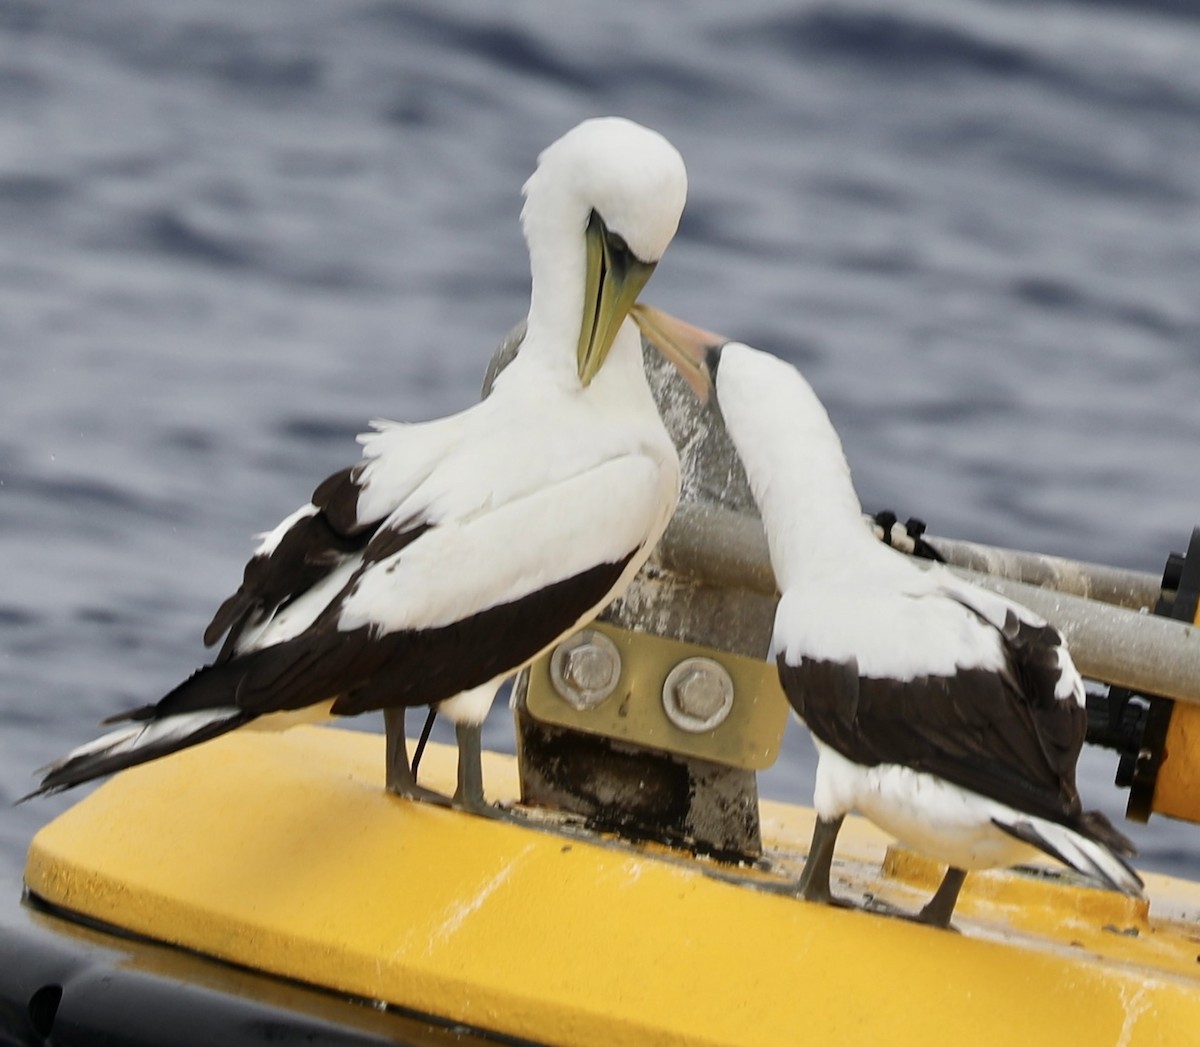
<box><xmin>29</xmin><ymin>118</ymin><xmax>697</xmax><ymax>814</ymax></box>
<box><xmin>633</xmin><ymin>304</ymin><xmax>1143</xmax><ymax>926</ymax></box>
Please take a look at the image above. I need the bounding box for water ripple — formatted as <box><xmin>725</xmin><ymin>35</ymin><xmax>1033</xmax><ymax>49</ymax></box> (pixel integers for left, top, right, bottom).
<box><xmin>739</xmin><ymin>8</ymin><xmax>1050</xmax><ymax>80</ymax></box>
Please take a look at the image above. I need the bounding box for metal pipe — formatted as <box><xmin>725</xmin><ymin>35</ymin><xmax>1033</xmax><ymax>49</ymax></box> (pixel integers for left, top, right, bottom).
<box><xmin>657</xmin><ymin>502</ymin><xmax>1200</xmax><ymax>707</ymax></box>
<box><xmin>948</xmin><ymin>569</ymin><xmax>1200</xmax><ymax>709</ymax></box>
<box><xmin>656</xmin><ymin>502</ymin><xmax>777</xmax><ymax>596</ymax></box>
<box><xmin>659</xmin><ymin>502</ymin><xmax>1163</xmax><ymax>609</ymax></box>
<box><xmin>917</xmin><ymin>534</ymin><xmax>1162</xmax><ymax>612</ymax></box>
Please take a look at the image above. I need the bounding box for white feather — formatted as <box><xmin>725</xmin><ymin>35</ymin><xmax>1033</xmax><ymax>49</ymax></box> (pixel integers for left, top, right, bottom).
<box><xmin>812</xmin><ymin>740</ymin><xmax>1139</xmax><ymax>892</ymax></box>
<box><xmin>1002</xmin><ymin>815</ymin><xmax>1143</xmax><ymax>895</ymax></box>
<box><xmin>234</xmin><ymin>558</ymin><xmax>359</xmax><ymax>655</ymax></box>
<box><xmin>252</xmin><ymin>503</ymin><xmax>317</xmax><ymax>557</ymax></box>
<box><xmin>438</xmin><ymin>683</ymin><xmax>502</xmax><ymax>726</ymax></box>
<box><xmin>339</xmin><ymin>451</ymin><xmax>674</xmax><ymax>635</ymax></box>
<box><xmin>811</xmin><ymin>741</ymin><xmax>1040</xmax><ymax>871</ymax></box>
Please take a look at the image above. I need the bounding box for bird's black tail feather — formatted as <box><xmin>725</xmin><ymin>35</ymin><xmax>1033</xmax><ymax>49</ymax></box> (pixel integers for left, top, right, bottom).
<box><xmin>993</xmin><ymin>811</ymin><xmax>1143</xmax><ymax>897</ymax></box>
<box><xmin>22</xmin><ymin>706</ymin><xmax>255</xmax><ymax>801</ymax></box>
<box><xmin>24</xmin><ymin>626</ymin><xmax>386</xmax><ymax>800</ymax></box>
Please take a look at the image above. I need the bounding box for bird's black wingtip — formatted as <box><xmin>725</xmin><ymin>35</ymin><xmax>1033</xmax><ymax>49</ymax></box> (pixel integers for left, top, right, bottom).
<box><xmin>14</xmin><ymin>782</ymin><xmax>56</xmax><ymax>806</ymax></box>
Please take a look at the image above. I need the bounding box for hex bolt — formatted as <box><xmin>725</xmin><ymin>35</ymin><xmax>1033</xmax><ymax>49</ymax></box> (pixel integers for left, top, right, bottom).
<box><xmin>662</xmin><ymin>657</ymin><xmax>735</xmax><ymax>733</ymax></box>
<box><xmin>550</xmin><ymin>629</ymin><xmax>622</xmax><ymax>711</ymax></box>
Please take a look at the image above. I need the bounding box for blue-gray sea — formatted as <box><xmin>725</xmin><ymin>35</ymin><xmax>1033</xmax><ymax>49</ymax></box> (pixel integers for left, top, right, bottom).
<box><xmin>2</xmin><ymin>0</ymin><xmax>1199</xmax><ymax>888</ymax></box>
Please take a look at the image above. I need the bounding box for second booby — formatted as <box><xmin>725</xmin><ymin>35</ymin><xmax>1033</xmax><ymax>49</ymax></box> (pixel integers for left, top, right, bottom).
<box><xmin>633</xmin><ymin>304</ymin><xmax>1143</xmax><ymax>926</ymax></box>
<box><xmin>30</xmin><ymin>118</ymin><xmax>698</xmax><ymax>814</ymax></box>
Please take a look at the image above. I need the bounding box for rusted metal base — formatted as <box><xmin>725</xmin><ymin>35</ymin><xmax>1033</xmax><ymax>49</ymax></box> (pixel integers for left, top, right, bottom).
<box><xmin>513</xmin><ymin>682</ymin><xmax>762</xmax><ymax>859</ymax></box>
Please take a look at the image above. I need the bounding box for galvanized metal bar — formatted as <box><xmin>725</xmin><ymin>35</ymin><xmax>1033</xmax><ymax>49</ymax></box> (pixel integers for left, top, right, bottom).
<box><xmin>918</xmin><ymin>535</ymin><xmax>1163</xmax><ymax>612</ymax></box>
<box><xmin>655</xmin><ymin>501</ymin><xmax>777</xmax><ymax>597</ymax></box>
<box><xmin>947</xmin><ymin>568</ymin><xmax>1200</xmax><ymax>709</ymax></box>
<box><xmin>658</xmin><ymin>502</ymin><xmax>1164</xmax><ymax>610</ymax></box>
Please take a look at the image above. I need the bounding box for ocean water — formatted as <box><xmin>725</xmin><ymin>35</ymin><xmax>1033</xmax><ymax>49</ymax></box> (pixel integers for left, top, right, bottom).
<box><xmin>3</xmin><ymin>0</ymin><xmax>1199</xmax><ymax>884</ymax></box>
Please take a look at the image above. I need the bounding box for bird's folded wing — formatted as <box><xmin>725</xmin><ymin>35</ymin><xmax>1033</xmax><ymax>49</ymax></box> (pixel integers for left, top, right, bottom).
<box><xmin>338</xmin><ymin>451</ymin><xmax>672</xmax><ymax>635</ymax></box>
<box><xmin>776</xmin><ymin>583</ymin><xmax>1089</xmax><ymax>823</ymax></box>
<box><xmin>203</xmin><ymin>418</ymin><xmax>466</xmax><ymax>655</ymax></box>
<box><xmin>780</xmin><ymin>652</ymin><xmax>1087</xmax><ymax>822</ymax></box>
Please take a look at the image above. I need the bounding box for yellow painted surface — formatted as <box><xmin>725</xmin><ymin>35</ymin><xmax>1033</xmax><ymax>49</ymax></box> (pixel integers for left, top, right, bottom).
<box><xmin>1155</xmin><ymin>702</ymin><xmax>1200</xmax><ymax>824</ymax></box>
<box><xmin>26</xmin><ymin>727</ymin><xmax>1200</xmax><ymax>1047</ymax></box>
<box><xmin>1151</xmin><ymin>599</ymin><xmax>1200</xmax><ymax>824</ymax></box>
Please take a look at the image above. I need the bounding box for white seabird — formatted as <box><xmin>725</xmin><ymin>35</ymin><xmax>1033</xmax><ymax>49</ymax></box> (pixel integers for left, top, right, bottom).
<box><xmin>632</xmin><ymin>304</ymin><xmax>1143</xmax><ymax>926</ymax></box>
<box><xmin>30</xmin><ymin>118</ymin><xmax>697</xmax><ymax>814</ymax></box>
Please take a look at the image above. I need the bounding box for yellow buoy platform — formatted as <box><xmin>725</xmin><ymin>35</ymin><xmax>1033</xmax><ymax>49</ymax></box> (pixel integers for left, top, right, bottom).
<box><xmin>25</xmin><ymin>726</ymin><xmax>1200</xmax><ymax>1046</ymax></box>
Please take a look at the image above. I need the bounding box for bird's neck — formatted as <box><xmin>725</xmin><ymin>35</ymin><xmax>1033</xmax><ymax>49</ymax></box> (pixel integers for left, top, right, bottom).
<box><xmin>586</xmin><ymin>321</ymin><xmax>665</xmax><ymax>417</ymax></box>
<box><xmin>515</xmin><ymin>226</ymin><xmax>658</xmax><ymax>418</ymax></box>
<box><xmin>754</xmin><ymin>442</ymin><xmax>877</xmax><ymax>593</ymax></box>
<box><xmin>717</xmin><ymin>346</ymin><xmax>882</xmax><ymax>592</ymax></box>
<box><xmin>518</xmin><ymin>196</ymin><xmax>591</xmax><ymax>388</ymax></box>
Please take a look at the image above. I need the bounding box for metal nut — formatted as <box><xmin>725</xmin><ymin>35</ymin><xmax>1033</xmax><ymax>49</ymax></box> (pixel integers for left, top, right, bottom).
<box><xmin>662</xmin><ymin>657</ymin><xmax>734</xmax><ymax>732</ymax></box>
<box><xmin>550</xmin><ymin>630</ymin><xmax>621</xmax><ymax>711</ymax></box>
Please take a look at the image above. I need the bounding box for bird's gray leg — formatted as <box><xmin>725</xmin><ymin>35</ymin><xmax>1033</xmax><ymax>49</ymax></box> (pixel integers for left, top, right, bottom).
<box><xmin>451</xmin><ymin>720</ymin><xmax>499</xmax><ymax>818</ymax></box>
<box><xmin>795</xmin><ymin>815</ymin><xmax>846</xmax><ymax>905</ymax></box>
<box><xmin>917</xmin><ymin>866</ymin><xmax>967</xmax><ymax>929</ymax></box>
<box><xmin>384</xmin><ymin>707</ymin><xmax>452</xmax><ymax>806</ymax></box>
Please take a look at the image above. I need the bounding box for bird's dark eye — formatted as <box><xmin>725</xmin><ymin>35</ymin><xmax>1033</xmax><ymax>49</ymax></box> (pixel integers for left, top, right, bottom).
<box><xmin>587</xmin><ymin>209</ymin><xmax>637</xmax><ymax>265</ymax></box>
<box><xmin>605</xmin><ymin>229</ymin><xmax>630</xmax><ymax>258</ymax></box>
<box><xmin>706</xmin><ymin>345</ymin><xmax>723</xmax><ymax>384</ymax></box>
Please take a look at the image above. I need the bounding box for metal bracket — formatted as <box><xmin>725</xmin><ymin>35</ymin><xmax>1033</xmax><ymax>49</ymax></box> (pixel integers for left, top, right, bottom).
<box><xmin>525</xmin><ymin>621</ymin><xmax>788</xmax><ymax>771</ymax></box>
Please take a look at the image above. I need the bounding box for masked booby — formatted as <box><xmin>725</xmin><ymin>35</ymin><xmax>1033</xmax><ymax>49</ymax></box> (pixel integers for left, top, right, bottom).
<box><xmin>29</xmin><ymin>118</ymin><xmax>696</xmax><ymax>814</ymax></box>
<box><xmin>632</xmin><ymin>304</ymin><xmax>1143</xmax><ymax>926</ymax></box>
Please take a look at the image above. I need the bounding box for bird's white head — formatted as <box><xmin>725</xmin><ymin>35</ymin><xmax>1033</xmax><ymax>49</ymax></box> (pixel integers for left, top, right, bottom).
<box><xmin>521</xmin><ymin>117</ymin><xmax>688</xmax><ymax>387</ymax></box>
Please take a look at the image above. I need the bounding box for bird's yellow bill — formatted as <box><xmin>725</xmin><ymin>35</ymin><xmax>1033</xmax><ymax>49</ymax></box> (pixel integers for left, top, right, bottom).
<box><xmin>630</xmin><ymin>303</ymin><xmax>724</xmax><ymax>401</ymax></box>
<box><xmin>577</xmin><ymin>212</ymin><xmax>657</xmax><ymax>387</ymax></box>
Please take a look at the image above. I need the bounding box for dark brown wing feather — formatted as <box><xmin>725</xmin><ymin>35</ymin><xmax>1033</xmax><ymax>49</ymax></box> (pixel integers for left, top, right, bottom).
<box><xmin>150</xmin><ymin>553</ymin><xmax>637</xmax><ymax>721</ymax></box>
<box><xmin>203</xmin><ymin>465</ymin><xmax>378</xmax><ymax>659</ymax></box>
<box><xmin>778</xmin><ymin>603</ymin><xmax>1090</xmax><ymax>830</ymax></box>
